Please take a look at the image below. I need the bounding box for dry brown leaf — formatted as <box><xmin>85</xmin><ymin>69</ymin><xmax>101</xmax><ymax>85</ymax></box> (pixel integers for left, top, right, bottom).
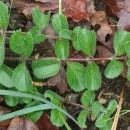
<box><xmin>36</xmin><ymin>113</ymin><xmax>58</xmax><ymax>130</ymax></box>
<box><xmin>47</xmin><ymin>67</ymin><xmax>67</xmax><ymax>94</ymax></box>
<box><xmin>91</xmin><ymin>11</ymin><xmax>112</xmax><ymax>43</ymax></box>
<box><xmin>7</xmin><ymin>117</ymin><xmax>39</xmax><ymax>130</ymax></box>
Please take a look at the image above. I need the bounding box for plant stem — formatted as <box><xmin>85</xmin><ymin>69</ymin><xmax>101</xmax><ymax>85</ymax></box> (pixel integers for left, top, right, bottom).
<box><xmin>59</xmin><ymin>0</ymin><xmax>62</xmax><ymax>14</ymax></box>
<box><xmin>5</xmin><ymin>56</ymin><xmax>127</xmax><ymax>62</ymax></box>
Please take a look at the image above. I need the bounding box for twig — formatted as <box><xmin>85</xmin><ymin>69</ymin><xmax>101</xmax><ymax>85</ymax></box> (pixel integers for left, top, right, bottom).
<box><xmin>111</xmin><ymin>87</ymin><xmax>124</xmax><ymax>130</ymax></box>
<box><xmin>63</xmin><ymin>100</ymin><xmax>86</xmax><ymax>109</ymax></box>
<box><xmin>5</xmin><ymin>56</ymin><xmax>127</xmax><ymax>62</ymax></box>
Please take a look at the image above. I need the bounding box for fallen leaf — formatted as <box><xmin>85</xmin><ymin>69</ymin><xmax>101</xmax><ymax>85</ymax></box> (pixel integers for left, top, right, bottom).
<box><xmin>36</xmin><ymin>113</ymin><xmax>58</xmax><ymax>130</ymax></box>
<box><xmin>0</xmin><ymin>106</ymin><xmax>11</xmax><ymax>127</ymax></box>
<box><xmin>63</xmin><ymin>0</ymin><xmax>95</xmax><ymax>22</ymax></box>
<box><xmin>47</xmin><ymin>67</ymin><xmax>67</xmax><ymax>94</ymax></box>
<box><xmin>91</xmin><ymin>11</ymin><xmax>112</xmax><ymax>43</ymax></box>
<box><xmin>7</xmin><ymin>117</ymin><xmax>39</xmax><ymax>130</ymax></box>
<box><xmin>117</xmin><ymin>0</ymin><xmax>130</xmax><ymax>31</ymax></box>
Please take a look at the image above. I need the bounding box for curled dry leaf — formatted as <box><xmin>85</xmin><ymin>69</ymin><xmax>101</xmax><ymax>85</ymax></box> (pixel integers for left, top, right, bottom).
<box><xmin>7</xmin><ymin>117</ymin><xmax>39</xmax><ymax>130</ymax></box>
<box><xmin>91</xmin><ymin>11</ymin><xmax>112</xmax><ymax>43</ymax></box>
<box><xmin>36</xmin><ymin>113</ymin><xmax>58</xmax><ymax>130</ymax></box>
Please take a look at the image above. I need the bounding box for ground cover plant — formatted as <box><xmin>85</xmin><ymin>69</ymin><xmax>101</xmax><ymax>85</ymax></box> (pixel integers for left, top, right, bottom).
<box><xmin>0</xmin><ymin>0</ymin><xmax>130</xmax><ymax>130</ymax></box>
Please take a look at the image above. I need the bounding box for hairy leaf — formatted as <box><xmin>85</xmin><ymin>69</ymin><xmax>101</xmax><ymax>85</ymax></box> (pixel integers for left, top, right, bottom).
<box><xmin>0</xmin><ymin>1</ymin><xmax>9</xmax><ymax>29</ymax></box>
<box><xmin>100</xmin><ymin>120</ymin><xmax>112</xmax><ymax>130</ymax></box>
<box><xmin>44</xmin><ymin>90</ymin><xmax>63</xmax><ymax>106</ymax></box>
<box><xmin>32</xmin><ymin>59</ymin><xmax>61</xmax><ymax>79</ymax></box>
<box><xmin>114</xmin><ymin>30</ymin><xmax>130</xmax><ymax>56</ymax></box>
<box><xmin>4</xmin><ymin>96</ymin><xmax>19</xmax><ymax>107</ymax></box>
<box><xmin>95</xmin><ymin>113</ymin><xmax>109</xmax><ymax>128</ymax></box>
<box><xmin>0</xmin><ymin>64</ymin><xmax>13</xmax><ymax>88</ymax></box>
<box><xmin>104</xmin><ymin>59</ymin><xmax>123</xmax><ymax>79</ymax></box>
<box><xmin>106</xmin><ymin>100</ymin><xmax>117</xmax><ymax>116</ymax></box>
<box><xmin>33</xmin><ymin>7</ymin><xmax>50</xmax><ymax>30</ymax></box>
<box><xmin>0</xmin><ymin>36</ymin><xmax>5</xmax><ymax>66</ymax></box>
<box><xmin>124</xmin><ymin>41</ymin><xmax>130</xmax><ymax>59</ymax></box>
<box><xmin>10</xmin><ymin>30</ymin><xmax>34</xmax><ymax>57</ymax></box>
<box><xmin>12</xmin><ymin>63</ymin><xmax>33</xmax><ymax>92</ymax></box>
<box><xmin>59</xmin><ymin>29</ymin><xmax>73</xmax><ymax>40</ymax></box>
<box><xmin>52</xmin><ymin>14</ymin><xmax>69</xmax><ymax>33</ymax></box>
<box><xmin>72</xmin><ymin>26</ymin><xmax>82</xmax><ymax>51</ymax></box>
<box><xmin>78</xmin><ymin>110</ymin><xmax>89</xmax><ymax>128</ymax></box>
<box><xmin>78</xmin><ymin>28</ymin><xmax>96</xmax><ymax>56</ymax></box>
<box><xmin>29</xmin><ymin>26</ymin><xmax>46</xmax><ymax>44</ymax></box>
<box><xmin>67</xmin><ymin>62</ymin><xmax>86</xmax><ymax>92</ymax></box>
<box><xmin>127</xmin><ymin>60</ymin><xmax>130</xmax><ymax>81</ymax></box>
<box><xmin>81</xmin><ymin>90</ymin><xmax>95</xmax><ymax>107</ymax></box>
<box><xmin>85</xmin><ymin>62</ymin><xmax>102</xmax><ymax>90</ymax></box>
<box><xmin>51</xmin><ymin>108</ymin><xmax>66</xmax><ymax>127</ymax></box>
<box><xmin>92</xmin><ymin>101</ymin><xmax>106</xmax><ymax>117</ymax></box>
<box><xmin>55</xmin><ymin>39</ymin><xmax>70</xmax><ymax>60</ymax></box>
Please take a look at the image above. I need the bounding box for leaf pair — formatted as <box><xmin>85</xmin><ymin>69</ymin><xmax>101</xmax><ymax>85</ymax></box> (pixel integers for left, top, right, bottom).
<box><xmin>67</xmin><ymin>62</ymin><xmax>102</xmax><ymax>92</ymax></box>
<box><xmin>10</xmin><ymin>30</ymin><xmax>34</xmax><ymax>58</ymax></box>
<box><xmin>95</xmin><ymin>100</ymin><xmax>117</xmax><ymax>129</ymax></box>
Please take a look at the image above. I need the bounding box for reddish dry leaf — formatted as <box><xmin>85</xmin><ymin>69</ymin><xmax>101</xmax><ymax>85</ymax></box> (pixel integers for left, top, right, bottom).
<box><xmin>7</xmin><ymin>117</ymin><xmax>39</xmax><ymax>130</ymax></box>
<box><xmin>0</xmin><ymin>106</ymin><xmax>11</xmax><ymax>127</ymax></box>
<box><xmin>117</xmin><ymin>0</ymin><xmax>130</xmax><ymax>31</ymax></box>
<box><xmin>36</xmin><ymin>113</ymin><xmax>58</xmax><ymax>130</ymax></box>
<box><xmin>63</xmin><ymin>0</ymin><xmax>95</xmax><ymax>22</ymax></box>
<box><xmin>91</xmin><ymin>11</ymin><xmax>112</xmax><ymax>43</ymax></box>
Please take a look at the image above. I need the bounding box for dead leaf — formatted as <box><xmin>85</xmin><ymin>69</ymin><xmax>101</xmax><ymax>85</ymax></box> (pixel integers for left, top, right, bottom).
<box><xmin>36</xmin><ymin>113</ymin><xmax>58</xmax><ymax>130</ymax></box>
<box><xmin>7</xmin><ymin>117</ymin><xmax>39</xmax><ymax>130</ymax></box>
<box><xmin>47</xmin><ymin>67</ymin><xmax>67</xmax><ymax>94</ymax></box>
<box><xmin>117</xmin><ymin>0</ymin><xmax>130</xmax><ymax>31</ymax></box>
<box><xmin>63</xmin><ymin>0</ymin><xmax>95</xmax><ymax>22</ymax></box>
<box><xmin>35</xmin><ymin>0</ymin><xmax>58</xmax><ymax>4</ymax></box>
<box><xmin>0</xmin><ymin>106</ymin><xmax>11</xmax><ymax>127</ymax></box>
<box><xmin>91</xmin><ymin>11</ymin><xmax>112</xmax><ymax>43</ymax></box>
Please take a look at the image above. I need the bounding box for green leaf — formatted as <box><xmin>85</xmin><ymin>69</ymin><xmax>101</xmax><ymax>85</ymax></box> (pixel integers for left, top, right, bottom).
<box><xmin>127</xmin><ymin>60</ymin><xmax>130</xmax><ymax>81</ymax></box>
<box><xmin>95</xmin><ymin>113</ymin><xmax>109</xmax><ymax>128</ymax></box>
<box><xmin>59</xmin><ymin>29</ymin><xmax>73</xmax><ymax>40</ymax></box>
<box><xmin>78</xmin><ymin>110</ymin><xmax>89</xmax><ymax>128</ymax></box>
<box><xmin>52</xmin><ymin>14</ymin><xmax>69</xmax><ymax>33</ymax></box>
<box><xmin>81</xmin><ymin>90</ymin><xmax>95</xmax><ymax>107</ymax></box>
<box><xmin>4</xmin><ymin>96</ymin><xmax>19</xmax><ymax>107</ymax></box>
<box><xmin>104</xmin><ymin>59</ymin><xmax>123</xmax><ymax>79</ymax></box>
<box><xmin>10</xmin><ymin>30</ymin><xmax>34</xmax><ymax>57</ymax></box>
<box><xmin>44</xmin><ymin>90</ymin><xmax>63</xmax><ymax>106</ymax></box>
<box><xmin>51</xmin><ymin>108</ymin><xmax>66</xmax><ymax>127</ymax></box>
<box><xmin>114</xmin><ymin>30</ymin><xmax>130</xmax><ymax>56</ymax></box>
<box><xmin>106</xmin><ymin>100</ymin><xmax>117</xmax><ymax>116</ymax></box>
<box><xmin>77</xmin><ymin>28</ymin><xmax>96</xmax><ymax>56</ymax></box>
<box><xmin>55</xmin><ymin>39</ymin><xmax>70</xmax><ymax>60</ymax></box>
<box><xmin>33</xmin><ymin>7</ymin><xmax>50</xmax><ymax>30</ymax></box>
<box><xmin>67</xmin><ymin>62</ymin><xmax>86</xmax><ymax>92</ymax></box>
<box><xmin>85</xmin><ymin>62</ymin><xmax>102</xmax><ymax>90</ymax></box>
<box><xmin>22</xmin><ymin>97</ymin><xmax>32</xmax><ymax>104</ymax></box>
<box><xmin>29</xmin><ymin>26</ymin><xmax>46</xmax><ymax>44</ymax></box>
<box><xmin>92</xmin><ymin>101</ymin><xmax>106</xmax><ymax>117</ymax></box>
<box><xmin>124</xmin><ymin>41</ymin><xmax>130</xmax><ymax>59</ymax></box>
<box><xmin>72</xmin><ymin>26</ymin><xmax>82</xmax><ymax>51</ymax></box>
<box><xmin>0</xmin><ymin>1</ymin><xmax>9</xmax><ymax>29</ymax></box>
<box><xmin>32</xmin><ymin>59</ymin><xmax>61</xmax><ymax>79</ymax></box>
<box><xmin>27</xmin><ymin>110</ymin><xmax>43</xmax><ymax>122</ymax></box>
<box><xmin>0</xmin><ymin>64</ymin><xmax>13</xmax><ymax>88</ymax></box>
<box><xmin>12</xmin><ymin>63</ymin><xmax>33</xmax><ymax>92</ymax></box>
<box><xmin>0</xmin><ymin>36</ymin><xmax>5</xmax><ymax>66</ymax></box>
<box><xmin>100</xmin><ymin>120</ymin><xmax>112</xmax><ymax>130</ymax></box>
